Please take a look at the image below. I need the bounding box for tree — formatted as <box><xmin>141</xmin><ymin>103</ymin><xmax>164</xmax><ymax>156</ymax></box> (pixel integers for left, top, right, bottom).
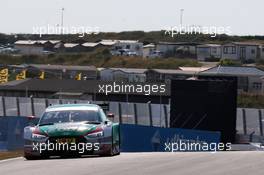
<box><xmin>219</xmin><ymin>59</ymin><xmax>241</xmax><ymax>66</ymax></box>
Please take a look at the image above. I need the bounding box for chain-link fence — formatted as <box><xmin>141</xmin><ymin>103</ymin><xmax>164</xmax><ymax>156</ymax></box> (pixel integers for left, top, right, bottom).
<box><xmin>0</xmin><ymin>96</ymin><xmax>170</xmax><ymax>128</ymax></box>
<box><xmin>0</xmin><ymin>96</ymin><xmax>263</xmax><ymax>136</ymax></box>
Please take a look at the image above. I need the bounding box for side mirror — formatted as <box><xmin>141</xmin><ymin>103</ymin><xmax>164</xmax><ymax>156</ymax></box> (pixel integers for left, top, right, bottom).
<box><xmin>27</xmin><ymin>115</ymin><xmax>36</xmax><ymax>120</ymax></box>
<box><xmin>107</xmin><ymin>113</ymin><xmax>115</xmax><ymax>121</ymax></box>
<box><xmin>27</xmin><ymin>116</ymin><xmax>37</xmax><ymax>126</ymax></box>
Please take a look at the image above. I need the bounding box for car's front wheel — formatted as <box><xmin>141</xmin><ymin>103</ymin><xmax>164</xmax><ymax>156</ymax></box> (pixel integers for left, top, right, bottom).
<box><xmin>100</xmin><ymin>142</ymin><xmax>120</xmax><ymax>157</ymax></box>
<box><xmin>24</xmin><ymin>155</ymin><xmax>37</xmax><ymax>160</ymax></box>
<box><xmin>24</xmin><ymin>152</ymin><xmax>49</xmax><ymax>160</ymax></box>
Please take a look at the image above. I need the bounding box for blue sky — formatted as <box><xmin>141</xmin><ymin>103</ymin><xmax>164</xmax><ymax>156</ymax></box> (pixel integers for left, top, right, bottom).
<box><xmin>1</xmin><ymin>0</ymin><xmax>263</xmax><ymax>35</ymax></box>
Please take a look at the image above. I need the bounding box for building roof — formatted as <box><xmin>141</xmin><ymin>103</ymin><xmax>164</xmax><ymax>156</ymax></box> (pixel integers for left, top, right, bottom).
<box><xmin>117</xmin><ymin>40</ymin><xmax>139</xmax><ymax>44</ymax></box>
<box><xmin>0</xmin><ymin>79</ymin><xmax>170</xmax><ymax>96</ymax></box>
<box><xmin>201</xmin><ymin>66</ymin><xmax>264</xmax><ymax>76</ymax></box>
<box><xmin>49</xmin><ymin>40</ymin><xmax>61</xmax><ymax>44</ymax></box>
<box><xmin>82</xmin><ymin>42</ymin><xmax>100</xmax><ymax>47</ymax></box>
<box><xmin>149</xmin><ymin>69</ymin><xmax>197</xmax><ymax>75</ymax></box>
<box><xmin>100</xmin><ymin>39</ymin><xmax>140</xmax><ymax>46</ymax></box>
<box><xmin>35</xmin><ymin>40</ymin><xmax>49</xmax><ymax>44</ymax></box>
<box><xmin>143</xmin><ymin>43</ymin><xmax>155</xmax><ymax>48</ymax></box>
<box><xmin>101</xmin><ymin>68</ymin><xmax>147</xmax><ymax>74</ymax></box>
<box><xmin>158</xmin><ymin>42</ymin><xmax>200</xmax><ymax>46</ymax></box>
<box><xmin>64</xmin><ymin>43</ymin><xmax>80</xmax><ymax>48</ymax></box>
<box><xmin>179</xmin><ymin>67</ymin><xmax>211</xmax><ymax>72</ymax></box>
<box><xmin>223</xmin><ymin>42</ymin><xmax>262</xmax><ymax>46</ymax></box>
<box><xmin>28</xmin><ymin>64</ymin><xmax>96</xmax><ymax>71</ymax></box>
<box><xmin>113</xmin><ymin>68</ymin><xmax>147</xmax><ymax>74</ymax></box>
<box><xmin>100</xmin><ymin>40</ymin><xmax>117</xmax><ymax>46</ymax></box>
<box><xmin>0</xmin><ymin>79</ymin><xmax>98</xmax><ymax>93</ymax></box>
<box><xmin>15</xmin><ymin>40</ymin><xmax>38</xmax><ymax>45</ymax></box>
<box><xmin>197</xmin><ymin>44</ymin><xmax>221</xmax><ymax>47</ymax></box>
<box><xmin>15</xmin><ymin>40</ymin><xmax>61</xmax><ymax>45</ymax></box>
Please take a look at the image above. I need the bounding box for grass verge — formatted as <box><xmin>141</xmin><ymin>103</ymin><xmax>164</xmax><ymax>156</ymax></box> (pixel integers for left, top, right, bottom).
<box><xmin>0</xmin><ymin>150</ymin><xmax>23</xmax><ymax>160</ymax></box>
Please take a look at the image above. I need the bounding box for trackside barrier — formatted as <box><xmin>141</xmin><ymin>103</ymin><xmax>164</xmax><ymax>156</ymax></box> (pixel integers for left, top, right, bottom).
<box><xmin>120</xmin><ymin>124</ymin><xmax>221</xmax><ymax>152</ymax></box>
<box><xmin>0</xmin><ymin>96</ymin><xmax>263</xmax><ymax>136</ymax></box>
<box><xmin>0</xmin><ymin>117</ymin><xmax>220</xmax><ymax>152</ymax></box>
<box><xmin>0</xmin><ymin>116</ymin><xmax>38</xmax><ymax>151</ymax></box>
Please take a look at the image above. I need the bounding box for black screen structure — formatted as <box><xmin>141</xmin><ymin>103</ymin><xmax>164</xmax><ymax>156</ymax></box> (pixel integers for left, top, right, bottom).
<box><xmin>170</xmin><ymin>77</ymin><xmax>237</xmax><ymax>143</ymax></box>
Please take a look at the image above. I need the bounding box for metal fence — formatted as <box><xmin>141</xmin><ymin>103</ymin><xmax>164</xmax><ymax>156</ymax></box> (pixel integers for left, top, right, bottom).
<box><xmin>0</xmin><ymin>96</ymin><xmax>170</xmax><ymax>128</ymax></box>
<box><xmin>0</xmin><ymin>96</ymin><xmax>263</xmax><ymax>137</ymax></box>
<box><xmin>236</xmin><ymin>108</ymin><xmax>264</xmax><ymax>137</ymax></box>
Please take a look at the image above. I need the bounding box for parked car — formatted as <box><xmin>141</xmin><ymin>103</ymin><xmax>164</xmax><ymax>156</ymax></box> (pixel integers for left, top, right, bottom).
<box><xmin>149</xmin><ymin>50</ymin><xmax>164</xmax><ymax>58</ymax></box>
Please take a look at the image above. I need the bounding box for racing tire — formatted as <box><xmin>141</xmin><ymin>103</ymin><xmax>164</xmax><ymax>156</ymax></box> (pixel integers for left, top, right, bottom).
<box><xmin>24</xmin><ymin>154</ymin><xmax>43</xmax><ymax>160</ymax></box>
<box><xmin>100</xmin><ymin>127</ymin><xmax>120</xmax><ymax>157</ymax></box>
<box><xmin>24</xmin><ymin>155</ymin><xmax>37</xmax><ymax>160</ymax></box>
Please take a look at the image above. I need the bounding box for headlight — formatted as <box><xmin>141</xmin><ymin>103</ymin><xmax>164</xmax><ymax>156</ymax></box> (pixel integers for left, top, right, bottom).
<box><xmin>86</xmin><ymin>131</ymin><xmax>104</xmax><ymax>138</ymax></box>
<box><xmin>31</xmin><ymin>128</ymin><xmax>48</xmax><ymax>141</ymax></box>
<box><xmin>32</xmin><ymin>133</ymin><xmax>47</xmax><ymax>139</ymax></box>
<box><xmin>85</xmin><ymin>127</ymin><xmax>104</xmax><ymax>138</ymax></box>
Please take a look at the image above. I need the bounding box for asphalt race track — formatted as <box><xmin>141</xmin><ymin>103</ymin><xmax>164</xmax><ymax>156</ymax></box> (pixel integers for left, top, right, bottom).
<box><xmin>0</xmin><ymin>152</ymin><xmax>264</xmax><ymax>175</ymax></box>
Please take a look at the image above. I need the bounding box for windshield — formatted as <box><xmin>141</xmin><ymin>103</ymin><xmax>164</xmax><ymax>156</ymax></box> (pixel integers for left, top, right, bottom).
<box><xmin>39</xmin><ymin>110</ymin><xmax>102</xmax><ymax>125</ymax></box>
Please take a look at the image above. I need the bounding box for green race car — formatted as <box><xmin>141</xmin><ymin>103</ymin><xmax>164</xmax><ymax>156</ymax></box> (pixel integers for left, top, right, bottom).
<box><xmin>23</xmin><ymin>104</ymin><xmax>120</xmax><ymax>160</ymax></box>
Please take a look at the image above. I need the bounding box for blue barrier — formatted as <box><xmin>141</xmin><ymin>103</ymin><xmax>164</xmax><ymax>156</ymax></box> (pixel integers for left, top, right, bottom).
<box><xmin>0</xmin><ymin>116</ymin><xmax>38</xmax><ymax>151</ymax></box>
<box><xmin>120</xmin><ymin>124</ymin><xmax>221</xmax><ymax>152</ymax></box>
<box><xmin>0</xmin><ymin>117</ymin><xmax>220</xmax><ymax>152</ymax></box>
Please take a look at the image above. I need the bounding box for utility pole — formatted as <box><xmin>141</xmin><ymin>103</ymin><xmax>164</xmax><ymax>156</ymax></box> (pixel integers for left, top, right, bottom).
<box><xmin>180</xmin><ymin>9</ymin><xmax>184</xmax><ymax>27</ymax></box>
<box><xmin>61</xmin><ymin>8</ymin><xmax>64</xmax><ymax>35</ymax></box>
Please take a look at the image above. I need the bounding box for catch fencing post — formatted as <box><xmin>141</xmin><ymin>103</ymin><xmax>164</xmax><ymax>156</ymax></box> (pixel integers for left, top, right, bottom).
<box><xmin>45</xmin><ymin>99</ymin><xmax>49</xmax><ymax>108</ymax></box>
<box><xmin>148</xmin><ymin>103</ymin><xmax>153</xmax><ymax>127</ymax></box>
<box><xmin>164</xmin><ymin>105</ymin><xmax>168</xmax><ymax>128</ymax></box>
<box><xmin>134</xmin><ymin>103</ymin><xmax>138</xmax><ymax>125</ymax></box>
<box><xmin>242</xmin><ymin>109</ymin><xmax>247</xmax><ymax>135</ymax></box>
<box><xmin>118</xmin><ymin>103</ymin><xmax>122</xmax><ymax>124</ymax></box>
<box><xmin>31</xmin><ymin>97</ymin><xmax>35</xmax><ymax>116</ymax></box>
<box><xmin>2</xmin><ymin>97</ymin><xmax>6</xmax><ymax>117</ymax></box>
<box><xmin>259</xmin><ymin>110</ymin><xmax>263</xmax><ymax>136</ymax></box>
<box><xmin>16</xmin><ymin>97</ymin><xmax>20</xmax><ymax>116</ymax></box>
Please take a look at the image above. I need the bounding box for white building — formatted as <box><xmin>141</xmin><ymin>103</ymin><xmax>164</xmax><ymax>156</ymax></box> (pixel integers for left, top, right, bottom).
<box><xmin>221</xmin><ymin>42</ymin><xmax>259</xmax><ymax>61</ymax></box>
<box><xmin>259</xmin><ymin>44</ymin><xmax>264</xmax><ymax>60</ymax></box>
<box><xmin>14</xmin><ymin>40</ymin><xmax>44</xmax><ymax>55</ymax></box>
<box><xmin>156</xmin><ymin>42</ymin><xmax>198</xmax><ymax>56</ymax></box>
<box><xmin>201</xmin><ymin>66</ymin><xmax>264</xmax><ymax>94</ymax></box>
<box><xmin>100</xmin><ymin>40</ymin><xmax>143</xmax><ymax>56</ymax></box>
<box><xmin>261</xmin><ymin>76</ymin><xmax>264</xmax><ymax>94</ymax></box>
<box><xmin>99</xmin><ymin>68</ymin><xmax>147</xmax><ymax>82</ymax></box>
<box><xmin>143</xmin><ymin>43</ymin><xmax>155</xmax><ymax>58</ymax></box>
<box><xmin>197</xmin><ymin>44</ymin><xmax>221</xmax><ymax>61</ymax></box>
<box><xmin>14</xmin><ymin>40</ymin><xmax>60</xmax><ymax>55</ymax></box>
